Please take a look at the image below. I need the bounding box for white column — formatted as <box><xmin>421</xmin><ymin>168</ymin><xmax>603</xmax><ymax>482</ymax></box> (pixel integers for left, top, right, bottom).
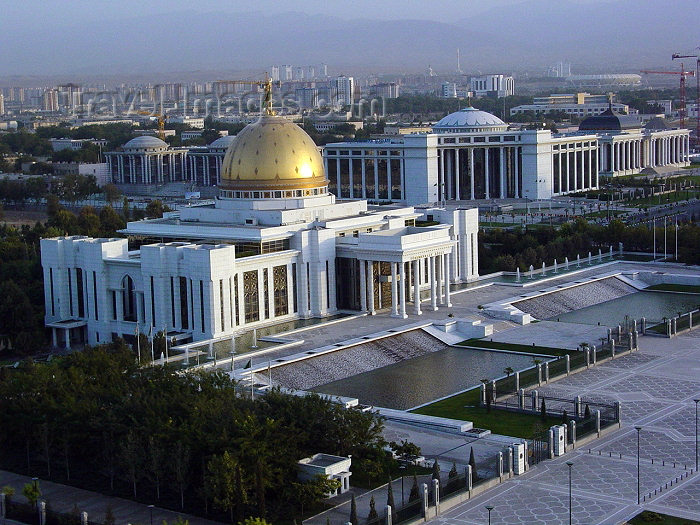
<box><xmin>430</xmin><ymin>256</ymin><xmax>437</xmax><ymax>311</ymax></box>
<box><xmin>413</xmin><ymin>259</ymin><xmax>421</xmax><ymax>315</ymax></box>
<box><xmin>236</xmin><ymin>272</ymin><xmax>245</xmax><ymax>325</ymax></box>
<box><xmin>359</xmin><ymin>259</ymin><xmax>367</xmax><ymax>312</ymax></box>
<box><xmin>399</xmin><ymin>262</ymin><xmax>407</xmax><ymax>318</ymax></box>
<box><xmin>439</xmin><ymin>254</ymin><xmax>446</xmax><ymax>305</ymax></box>
<box><xmin>499</xmin><ymin>147</ymin><xmax>506</xmax><ymax>198</ymax></box>
<box><xmin>367</xmin><ymin>261</ymin><xmax>375</xmax><ymax>315</ymax></box>
<box><xmin>469</xmin><ymin>148</ymin><xmax>475</xmax><ymax>199</ymax></box>
<box><xmin>514</xmin><ymin>147</ymin><xmax>519</xmax><ymax>198</ymax></box>
<box><xmin>390</xmin><ymin>262</ymin><xmax>399</xmax><ymax>317</ymax></box>
<box><xmin>299</xmin><ymin>263</ymin><xmax>310</xmax><ymax>317</ymax></box>
<box><xmin>64</xmin><ymin>328</ymin><xmax>71</xmax><ymax>350</ymax></box>
<box><xmin>446</xmin><ymin>150</ymin><xmax>453</xmax><ymax>200</ymax></box>
<box><xmin>484</xmin><ymin>148</ymin><xmax>490</xmax><ymax>199</ymax></box>
<box><xmin>444</xmin><ymin>252</ymin><xmax>452</xmax><ymax>307</ymax></box>
<box><xmin>454</xmin><ymin>149</ymin><xmax>460</xmax><ymax>200</ymax></box>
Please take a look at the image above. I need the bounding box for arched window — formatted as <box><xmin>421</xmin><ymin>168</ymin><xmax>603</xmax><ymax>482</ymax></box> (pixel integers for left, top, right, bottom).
<box><xmin>122</xmin><ymin>275</ymin><xmax>137</xmax><ymax>322</ymax></box>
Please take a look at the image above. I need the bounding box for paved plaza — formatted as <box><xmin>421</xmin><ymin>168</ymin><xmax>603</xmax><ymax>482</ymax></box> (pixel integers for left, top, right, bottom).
<box><xmin>434</xmin><ymin>329</ymin><xmax>700</xmax><ymax>524</ymax></box>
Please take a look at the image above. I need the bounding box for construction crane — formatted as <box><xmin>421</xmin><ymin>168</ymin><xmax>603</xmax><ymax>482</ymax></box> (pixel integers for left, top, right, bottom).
<box><xmin>672</xmin><ymin>52</ymin><xmax>700</xmax><ymax>147</ymax></box>
<box><xmin>641</xmin><ymin>64</ymin><xmax>695</xmax><ymax>129</ymax></box>
<box><xmin>136</xmin><ymin>110</ymin><xmax>167</xmax><ymax>140</ymax></box>
<box><xmin>213</xmin><ymin>74</ymin><xmax>280</xmax><ymax>115</ymax></box>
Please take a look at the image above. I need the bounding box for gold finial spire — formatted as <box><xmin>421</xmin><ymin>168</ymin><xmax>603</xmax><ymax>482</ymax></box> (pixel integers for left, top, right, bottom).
<box><xmin>262</xmin><ymin>73</ymin><xmax>275</xmax><ymax>116</ymax></box>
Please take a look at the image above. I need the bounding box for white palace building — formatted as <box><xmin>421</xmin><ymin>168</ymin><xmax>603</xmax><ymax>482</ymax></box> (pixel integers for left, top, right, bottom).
<box><xmin>41</xmin><ymin>111</ymin><xmax>478</xmax><ymax>349</ymax></box>
<box><xmin>324</xmin><ymin>105</ymin><xmax>690</xmax><ymax>204</ymax></box>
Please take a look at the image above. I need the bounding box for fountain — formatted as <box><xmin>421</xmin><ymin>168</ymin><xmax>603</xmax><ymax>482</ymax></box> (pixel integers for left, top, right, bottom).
<box><xmin>516</xmin><ymin>268</ymin><xmax>521</xmax><ymax>282</ymax></box>
<box><xmin>576</xmin><ymin>254</ymin><xmax>581</xmax><ymax>267</ymax></box>
<box><xmin>553</xmin><ymin>259</ymin><xmax>558</xmax><ymax>274</ymax></box>
<box><xmin>251</xmin><ymin>328</ymin><xmax>259</xmax><ymax>349</ymax></box>
<box><xmin>565</xmin><ymin>256</ymin><xmax>569</xmax><ymax>270</ymax></box>
<box><xmin>528</xmin><ymin>264</ymin><xmax>535</xmax><ymax>279</ymax></box>
<box><xmin>588</xmin><ymin>251</ymin><xmax>592</xmax><ymax>265</ymax></box>
<box><xmin>542</xmin><ymin>261</ymin><xmax>546</xmax><ymax>276</ymax></box>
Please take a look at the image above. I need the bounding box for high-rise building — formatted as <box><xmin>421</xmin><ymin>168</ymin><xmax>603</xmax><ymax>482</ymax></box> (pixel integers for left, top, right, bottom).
<box><xmin>270</xmin><ymin>65</ymin><xmax>280</xmax><ymax>82</ymax></box>
<box><xmin>370</xmin><ymin>82</ymin><xmax>400</xmax><ymax>99</ymax></box>
<box><xmin>469</xmin><ymin>74</ymin><xmax>514</xmax><ymax>97</ymax></box>
<box><xmin>441</xmin><ymin>82</ymin><xmax>457</xmax><ymax>98</ymax></box>
<box><xmin>305</xmin><ymin>65</ymin><xmax>316</xmax><ymax>79</ymax></box>
<box><xmin>334</xmin><ymin>75</ymin><xmax>355</xmax><ymax>105</ymax></box>
<box><xmin>0</xmin><ymin>93</ymin><xmax>4</xmax><ymax>115</ymax></box>
<box><xmin>43</xmin><ymin>89</ymin><xmax>59</xmax><ymax>111</ymax></box>
<box><xmin>283</xmin><ymin>65</ymin><xmax>293</xmax><ymax>81</ymax></box>
<box><xmin>317</xmin><ymin>63</ymin><xmax>328</xmax><ymax>77</ymax></box>
<box><xmin>295</xmin><ymin>87</ymin><xmax>319</xmax><ymax>109</ymax></box>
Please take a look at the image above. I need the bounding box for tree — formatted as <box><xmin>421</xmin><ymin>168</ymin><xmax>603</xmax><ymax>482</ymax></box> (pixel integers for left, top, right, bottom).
<box><xmin>103</xmin><ymin>184</ymin><xmax>121</xmax><ymax>205</ymax></box>
<box><xmin>145</xmin><ymin>200</ymin><xmax>170</xmax><ymax>219</ymax></box>
<box><xmin>408</xmin><ymin>474</ymin><xmax>420</xmax><ymax>502</ymax></box>
<box><xmin>431</xmin><ymin>459</ymin><xmax>441</xmax><ymax>482</ymax></box>
<box><xmin>104</xmin><ymin>505</ymin><xmax>115</xmax><ymax>525</ymax></box>
<box><xmin>206</xmin><ymin>451</ymin><xmax>241</xmax><ymax>522</ymax></box>
<box><xmin>389</xmin><ymin>439</ymin><xmax>421</xmax><ymax>464</ymax></box>
<box><xmin>22</xmin><ymin>481</ymin><xmax>40</xmax><ymax>508</ymax></box>
<box><xmin>540</xmin><ymin>398</ymin><xmax>547</xmax><ymax>421</ymax></box>
<box><xmin>504</xmin><ymin>366</ymin><xmax>514</xmax><ymax>378</ymax></box>
<box><xmin>469</xmin><ymin>447</ymin><xmax>479</xmax><ymax>481</ymax></box>
<box><xmin>289</xmin><ymin>475</ymin><xmax>339</xmax><ymax>519</ymax></box>
<box><xmin>122</xmin><ymin>197</ymin><xmax>130</xmax><ymax>221</ymax></box>
<box><xmin>448</xmin><ymin>462</ymin><xmax>458</xmax><ymax>479</ymax></box>
<box><xmin>146</xmin><ymin>435</ymin><xmax>165</xmax><ymax>500</ymax></box>
<box><xmin>349</xmin><ymin>493</ymin><xmax>358</xmax><ymax>525</ymax></box>
<box><xmin>120</xmin><ymin>430</ymin><xmax>142</xmax><ymax>497</ymax></box>
<box><xmin>386</xmin><ymin>478</ymin><xmax>395</xmax><ymax>513</ymax></box>
<box><xmin>366</xmin><ymin>495</ymin><xmax>379</xmax><ymax>522</ymax></box>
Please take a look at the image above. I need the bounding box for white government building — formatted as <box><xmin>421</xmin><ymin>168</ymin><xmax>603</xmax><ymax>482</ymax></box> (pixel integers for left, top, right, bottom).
<box><xmin>324</xmin><ymin>105</ymin><xmax>690</xmax><ymax>204</ymax></box>
<box><xmin>41</xmin><ymin>111</ymin><xmax>479</xmax><ymax>349</ymax></box>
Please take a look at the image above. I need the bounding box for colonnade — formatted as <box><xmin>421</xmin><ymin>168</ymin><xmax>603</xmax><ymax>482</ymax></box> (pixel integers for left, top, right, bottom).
<box><xmin>107</xmin><ymin>152</ymin><xmax>188</xmax><ymax>184</ymax></box>
<box><xmin>438</xmin><ymin>146</ymin><xmax>521</xmax><ymax>201</ymax></box>
<box><xmin>599</xmin><ymin>134</ymin><xmax>690</xmax><ymax>175</ymax></box>
<box><xmin>357</xmin><ymin>253</ymin><xmax>452</xmax><ymax>318</ymax></box>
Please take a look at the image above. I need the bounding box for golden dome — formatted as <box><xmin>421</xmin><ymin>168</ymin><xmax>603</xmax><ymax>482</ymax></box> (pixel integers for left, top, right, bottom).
<box><xmin>220</xmin><ymin>115</ymin><xmax>327</xmax><ymax>192</ymax></box>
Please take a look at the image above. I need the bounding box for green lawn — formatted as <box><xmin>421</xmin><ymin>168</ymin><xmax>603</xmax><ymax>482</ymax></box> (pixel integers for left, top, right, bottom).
<box><xmin>411</xmin><ymin>388</ymin><xmax>561</xmax><ymax>439</ymax></box>
<box><xmin>646</xmin><ymin>284</ymin><xmax>700</xmax><ymax>294</ymax></box>
<box><xmin>458</xmin><ymin>339</ymin><xmax>578</xmax><ymax>356</ymax></box>
<box><xmin>626</xmin><ymin>191</ymin><xmax>700</xmax><ymax>207</ymax></box>
<box><xmin>628</xmin><ymin>510</ymin><xmax>700</xmax><ymax>525</ymax></box>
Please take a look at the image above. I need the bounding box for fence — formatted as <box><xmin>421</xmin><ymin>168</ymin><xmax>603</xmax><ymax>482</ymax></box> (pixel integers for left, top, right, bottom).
<box><xmin>647</xmin><ymin>308</ymin><xmax>699</xmax><ymax>337</ymax></box>
<box><xmin>1</xmin><ymin>499</ymin><xmax>101</xmax><ymax>525</ymax></box>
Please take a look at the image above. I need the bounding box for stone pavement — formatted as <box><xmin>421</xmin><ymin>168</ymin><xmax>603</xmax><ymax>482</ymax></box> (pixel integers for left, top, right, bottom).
<box><xmin>432</xmin><ymin>329</ymin><xmax>700</xmax><ymax>524</ymax></box>
<box><xmin>0</xmin><ymin>470</ymin><xmax>223</xmax><ymax>525</ymax></box>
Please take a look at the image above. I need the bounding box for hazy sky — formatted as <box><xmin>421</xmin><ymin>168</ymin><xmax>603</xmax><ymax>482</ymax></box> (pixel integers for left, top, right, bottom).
<box><xmin>1</xmin><ymin>0</ymin><xmax>696</xmax><ymax>80</ymax></box>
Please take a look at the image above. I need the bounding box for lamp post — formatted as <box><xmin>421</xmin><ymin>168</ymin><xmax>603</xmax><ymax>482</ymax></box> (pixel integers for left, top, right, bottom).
<box><xmin>635</xmin><ymin>426</ymin><xmax>642</xmax><ymax>504</ymax></box>
<box><xmin>399</xmin><ymin>464</ymin><xmax>405</xmax><ymax>506</ymax></box>
<box><xmin>148</xmin><ymin>504</ymin><xmax>154</xmax><ymax>525</ymax></box>
<box><xmin>31</xmin><ymin>477</ymin><xmax>38</xmax><ymax>510</ymax></box>
<box><xmin>566</xmin><ymin>462</ymin><xmax>573</xmax><ymax>525</ymax></box>
<box><xmin>485</xmin><ymin>505</ymin><xmax>494</xmax><ymax>525</ymax></box>
<box><xmin>694</xmin><ymin>399</ymin><xmax>699</xmax><ymax>472</ymax></box>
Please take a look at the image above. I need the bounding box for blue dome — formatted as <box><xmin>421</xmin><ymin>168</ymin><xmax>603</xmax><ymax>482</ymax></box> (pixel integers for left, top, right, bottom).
<box><xmin>208</xmin><ymin>135</ymin><xmax>236</xmax><ymax>149</ymax></box>
<box><xmin>433</xmin><ymin>107</ymin><xmax>507</xmax><ymax>132</ymax></box>
<box><xmin>123</xmin><ymin>136</ymin><xmax>169</xmax><ymax>150</ymax></box>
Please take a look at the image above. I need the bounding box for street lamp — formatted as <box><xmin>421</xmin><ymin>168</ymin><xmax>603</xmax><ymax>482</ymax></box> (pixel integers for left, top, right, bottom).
<box><xmin>635</xmin><ymin>426</ymin><xmax>642</xmax><ymax>504</ymax></box>
<box><xmin>566</xmin><ymin>462</ymin><xmax>573</xmax><ymax>525</ymax></box>
<box><xmin>399</xmin><ymin>464</ymin><xmax>406</xmax><ymax>506</ymax></box>
<box><xmin>485</xmin><ymin>505</ymin><xmax>494</xmax><ymax>525</ymax></box>
<box><xmin>694</xmin><ymin>399</ymin><xmax>699</xmax><ymax>472</ymax></box>
<box><xmin>148</xmin><ymin>504</ymin><xmax>154</xmax><ymax>525</ymax></box>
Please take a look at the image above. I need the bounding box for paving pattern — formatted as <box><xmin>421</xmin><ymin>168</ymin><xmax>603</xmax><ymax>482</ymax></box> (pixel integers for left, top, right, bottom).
<box><xmin>437</xmin><ymin>329</ymin><xmax>700</xmax><ymax>525</ymax></box>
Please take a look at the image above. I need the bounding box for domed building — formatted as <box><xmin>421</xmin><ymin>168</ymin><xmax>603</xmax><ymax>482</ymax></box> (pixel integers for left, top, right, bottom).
<box><xmin>433</xmin><ymin>107</ymin><xmax>509</xmax><ymax>133</ymax></box>
<box><xmin>42</xmin><ymin>112</ymin><xmax>479</xmax><ymax>350</ymax></box>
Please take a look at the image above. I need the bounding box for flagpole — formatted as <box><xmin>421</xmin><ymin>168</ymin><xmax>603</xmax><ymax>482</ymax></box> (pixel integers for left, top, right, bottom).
<box><xmin>664</xmin><ymin>217</ymin><xmax>667</xmax><ymax>260</ymax></box>
<box><xmin>675</xmin><ymin>218</ymin><xmax>678</xmax><ymax>261</ymax></box>
<box><xmin>653</xmin><ymin>218</ymin><xmax>656</xmax><ymax>260</ymax></box>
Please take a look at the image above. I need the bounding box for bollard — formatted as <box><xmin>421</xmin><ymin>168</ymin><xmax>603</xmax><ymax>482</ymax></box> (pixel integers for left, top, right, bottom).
<box><xmin>508</xmin><ymin>447</ymin><xmax>514</xmax><ymax>476</ymax></box>
<box><xmin>617</xmin><ymin>324</ymin><xmax>622</xmax><ymax>340</ymax></box>
<box><xmin>39</xmin><ymin>501</ymin><xmax>46</xmax><ymax>525</ymax></box>
<box><xmin>566</xmin><ymin>354</ymin><xmax>570</xmax><ymax>375</ymax></box>
<box><xmin>386</xmin><ymin>504</ymin><xmax>393</xmax><ymax>525</ymax></box>
<box><xmin>491</xmin><ymin>380</ymin><xmax>497</xmax><ymax>403</ymax></box>
<box><xmin>537</xmin><ymin>363</ymin><xmax>542</xmax><ymax>385</ymax></box>
<box><xmin>433</xmin><ymin>478</ymin><xmax>440</xmax><ymax>514</ymax></box>
<box><xmin>628</xmin><ymin>333</ymin><xmax>633</xmax><ymax>352</ymax></box>
<box><xmin>515</xmin><ymin>371</ymin><xmax>520</xmax><ymax>392</ymax></box>
<box><xmin>690</xmin><ymin>311</ymin><xmax>693</xmax><ymax>328</ymax></box>
<box><xmin>569</xmin><ymin>420</ymin><xmax>577</xmax><ymax>447</ymax></box>
<box><xmin>575</xmin><ymin>395</ymin><xmax>582</xmax><ymax>417</ymax></box>
<box><xmin>545</xmin><ymin>362</ymin><xmax>550</xmax><ymax>383</ymax></box>
<box><xmin>480</xmin><ymin>383</ymin><xmax>486</xmax><ymax>406</ymax></box>
<box><xmin>596</xmin><ymin>410</ymin><xmax>601</xmax><ymax>437</ymax></box>
<box><xmin>585</xmin><ymin>348</ymin><xmax>590</xmax><ymax>368</ymax></box>
<box><xmin>81</xmin><ymin>512</ymin><xmax>88</xmax><ymax>525</ymax></box>
<box><xmin>523</xmin><ymin>440</ymin><xmax>529</xmax><ymax>470</ymax></box>
<box><xmin>672</xmin><ymin>318</ymin><xmax>677</xmax><ymax>335</ymax></box>
<box><xmin>614</xmin><ymin>401</ymin><xmax>622</xmax><ymax>422</ymax></box>
<box><xmin>518</xmin><ymin>388</ymin><xmax>525</xmax><ymax>410</ymax></box>
<box><xmin>633</xmin><ymin>319</ymin><xmax>637</xmax><ymax>333</ymax></box>
<box><xmin>607</xmin><ymin>328</ymin><xmax>612</xmax><ymax>342</ymax></box>
<box><xmin>421</xmin><ymin>483</ymin><xmax>429</xmax><ymax>520</ymax></box>
<box><xmin>633</xmin><ymin>330</ymin><xmax>638</xmax><ymax>350</ymax></box>
<box><xmin>531</xmin><ymin>390</ymin><xmax>539</xmax><ymax>412</ymax></box>
<box><xmin>549</xmin><ymin>429</ymin><xmax>555</xmax><ymax>459</ymax></box>
<box><xmin>667</xmin><ymin>319</ymin><xmax>672</xmax><ymax>337</ymax></box>
<box><xmin>498</xmin><ymin>452</ymin><xmax>504</xmax><ymax>482</ymax></box>
<box><xmin>466</xmin><ymin>464</ymin><xmax>473</xmax><ymax>491</ymax></box>
<box><xmin>563</xmin><ymin>424</ymin><xmax>568</xmax><ymax>453</ymax></box>
<box><xmin>592</xmin><ymin>345</ymin><xmax>597</xmax><ymax>365</ymax></box>
<box><xmin>611</xmin><ymin>340</ymin><xmax>615</xmax><ymax>358</ymax></box>
<box><xmin>641</xmin><ymin>317</ymin><xmax>646</xmax><ymax>334</ymax></box>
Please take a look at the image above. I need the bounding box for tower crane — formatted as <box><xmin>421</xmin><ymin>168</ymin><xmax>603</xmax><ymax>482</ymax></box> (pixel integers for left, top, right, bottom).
<box><xmin>136</xmin><ymin>110</ymin><xmax>167</xmax><ymax>141</ymax></box>
<box><xmin>672</xmin><ymin>52</ymin><xmax>700</xmax><ymax>146</ymax></box>
<box><xmin>640</xmin><ymin>64</ymin><xmax>695</xmax><ymax>129</ymax></box>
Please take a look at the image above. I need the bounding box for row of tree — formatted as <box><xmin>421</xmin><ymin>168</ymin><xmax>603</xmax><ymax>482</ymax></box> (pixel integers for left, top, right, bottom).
<box><xmin>0</xmin><ymin>343</ymin><xmax>390</xmax><ymax>523</ymax></box>
<box><xmin>479</xmin><ymin>218</ymin><xmax>700</xmax><ymax>273</ymax></box>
